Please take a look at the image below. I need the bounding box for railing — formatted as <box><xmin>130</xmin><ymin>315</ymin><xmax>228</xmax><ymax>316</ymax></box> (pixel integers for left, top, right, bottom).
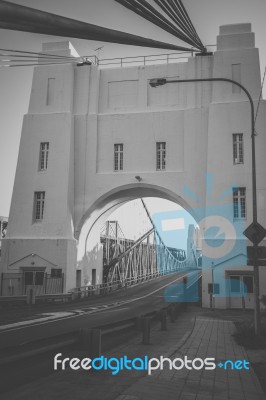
<box><xmin>98</xmin><ymin>51</ymin><xmax>193</xmax><ymax>68</ymax></box>
<box><xmin>0</xmin><ymin>270</ymin><xmax>200</xmax><ymax>304</ymax></box>
<box><xmin>81</xmin><ymin>45</ymin><xmax>216</xmax><ymax>69</ymax></box>
<box><xmin>70</xmin><ymin>271</ymin><xmax>161</xmax><ymax>298</ymax></box>
<box><xmin>70</xmin><ymin>266</ymin><xmax>198</xmax><ymax>300</ymax></box>
<box><xmin>103</xmin><ymin>227</ymin><xmax>188</xmax><ymax>286</ymax></box>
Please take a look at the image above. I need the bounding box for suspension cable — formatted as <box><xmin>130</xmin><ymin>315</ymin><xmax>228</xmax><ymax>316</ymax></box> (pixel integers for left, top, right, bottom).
<box><xmin>254</xmin><ymin>66</ymin><xmax>266</xmax><ymax>128</ymax></box>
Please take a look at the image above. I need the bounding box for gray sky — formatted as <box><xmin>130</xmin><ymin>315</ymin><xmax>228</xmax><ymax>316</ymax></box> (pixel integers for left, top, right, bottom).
<box><xmin>108</xmin><ymin>198</ymin><xmax>197</xmax><ymax>250</ymax></box>
<box><xmin>1</xmin><ymin>0</ymin><xmax>266</xmax><ymax>217</ymax></box>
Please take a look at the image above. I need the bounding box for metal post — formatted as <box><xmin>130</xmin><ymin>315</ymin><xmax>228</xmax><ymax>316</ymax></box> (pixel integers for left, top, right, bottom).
<box><xmin>91</xmin><ymin>329</ymin><xmax>101</xmax><ymax>358</ymax></box>
<box><xmin>142</xmin><ymin>317</ymin><xmax>151</xmax><ymax>344</ymax></box>
<box><xmin>209</xmin><ymin>291</ymin><xmax>213</xmax><ymax>310</ymax></box>
<box><xmin>161</xmin><ymin>308</ymin><xmax>167</xmax><ymax>331</ymax></box>
<box><xmin>61</xmin><ymin>273</ymin><xmax>64</xmax><ymax>293</ymax></box>
<box><xmin>0</xmin><ymin>272</ymin><xmax>3</xmax><ymax>296</ymax></box>
<box><xmin>183</xmin><ymin>276</ymin><xmax>187</xmax><ymax>309</ymax></box>
<box><xmin>242</xmin><ymin>295</ymin><xmax>246</xmax><ymax>313</ymax></box>
<box><xmin>253</xmin><ymin>252</ymin><xmax>261</xmax><ymax>334</ymax></box>
<box><xmin>170</xmin><ymin>304</ymin><xmax>175</xmax><ymax>323</ymax></box>
<box><xmin>211</xmin><ymin>262</ymin><xmax>215</xmax><ymax>310</ymax></box>
<box><xmin>78</xmin><ymin>328</ymin><xmax>101</xmax><ymax>357</ymax></box>
<box><xmin>44</xmin><ymin>273</ymin><xmax>48</xmax><ymax>294</ymax></box>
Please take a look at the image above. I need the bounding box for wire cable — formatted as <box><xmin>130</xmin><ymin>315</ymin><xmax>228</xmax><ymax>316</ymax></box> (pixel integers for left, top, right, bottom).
<box><xmin>0</xmin><ymin>58</ymin><xmax>76</xmax><ymax>63</ymax></box>
<box><xmin>153</xmin><ymin>0</ymin><xmax>202</xmax><ymax>49</ymax></box>
<box><xmin>175</xmin><ymin>0</ymin><xmax>204</xmax><ymax>49</ymax></box>
<box><xmin>0</xmin><ymin>1</ymin><xmax>196</xmax><ymax>52</ymax></box>
<box><xmin>135</xmin><ymin>0</ymin><xmax>199</xmax><ymax>47</ymax></box>
<box><xmin>169</xmin><ymin>0</ymin><xmax>203</xmax><ymax>48</ymax></box>
<box><xmin>0</xmin><ymin>61</ymin><xmax>77</xmax><ymax>68</ymax></box>
<box><xmin>115</xmin><ymin>0</ymin><xmax>200</xmax><ymax>50</ymax></box>
<box><xmin>115</xmin><ymin>0</ymin><xmax>204</xmax><ymax>51</ymax></box>
<box><xmin>254</xmin><ymin>66</ymin><xmax>266</xmax><ymax>128</ymax></box>
<box><xmin>0</xmin><ymin>48</ymin><xmax>78</xmax><ymax>60</ymax></box>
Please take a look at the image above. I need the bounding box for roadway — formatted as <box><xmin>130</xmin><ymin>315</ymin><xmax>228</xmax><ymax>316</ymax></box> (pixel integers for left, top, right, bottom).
<box><xmin>0</xmin><ymin>270</ymin><xmax>200</xmax><ymax>350</ymax></box>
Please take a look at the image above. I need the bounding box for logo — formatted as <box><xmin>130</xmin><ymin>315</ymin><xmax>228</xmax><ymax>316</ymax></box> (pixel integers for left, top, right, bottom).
<box><xmin>54</xmin><ymin>354</ymin><xmax>250</xmax><ymax>375</ymax></box>
<box><xmin>152</xmin><ymin>173</ymin><xmax>248</xmax><ymax>300</ymax></box>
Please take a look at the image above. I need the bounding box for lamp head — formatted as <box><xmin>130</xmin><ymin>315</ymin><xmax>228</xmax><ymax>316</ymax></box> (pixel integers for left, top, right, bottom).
<box><xmin>149</xmin><ymin>78</ymin><xmax>167</xmax><ymax>87</ymax></box>
<box><xmin>77</xmin><ymin>57</ymin><xmax>92</xmax><ymax>67</ymax></box>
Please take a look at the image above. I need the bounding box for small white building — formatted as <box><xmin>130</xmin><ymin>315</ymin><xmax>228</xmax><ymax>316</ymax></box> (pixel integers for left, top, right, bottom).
<box><xmin>1</xmin><ymin>23</ymin><xmax>266</xmax><ymax>308</ymax></box>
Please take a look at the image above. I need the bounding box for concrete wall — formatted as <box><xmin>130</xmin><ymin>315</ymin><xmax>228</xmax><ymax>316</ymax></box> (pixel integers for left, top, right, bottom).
<box><xmin>1</xmin><ymin>23</ymin><xmax>266</xmax><ymax>306</ymax></box>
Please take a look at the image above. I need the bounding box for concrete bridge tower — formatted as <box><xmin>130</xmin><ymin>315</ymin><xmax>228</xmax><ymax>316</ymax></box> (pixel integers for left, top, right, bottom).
<box><xmin>1</xmin><ymin>24</ymin><xmax>266</xmax><ymax>308</ymax></box>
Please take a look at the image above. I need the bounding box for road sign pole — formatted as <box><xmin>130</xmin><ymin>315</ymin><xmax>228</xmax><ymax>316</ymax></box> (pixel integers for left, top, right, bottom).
<box><xmin>150</xmin><ymin>77</ymin><xmax>265</xmax><ymax>336</ymax></box>
<box><xmin>253</xmin><ymin>246</ymin><xmax>261</xmax><ymax>336</ymax></box>
<box><xmin>250</xmin><ymin>90</ymin><xmax>261</xmax><ymax>337</ymax></box>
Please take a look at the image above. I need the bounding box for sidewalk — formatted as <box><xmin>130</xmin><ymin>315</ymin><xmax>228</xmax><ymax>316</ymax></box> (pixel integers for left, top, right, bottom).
<box><xmin>115</xmin><ymin>315</ymin><xmax>266</xmax><ymax>400</ymax></box>
<box><xmin>2</xmin><ymin>307</ymin><xmax>265</xmax><ymax>400</ymax></box>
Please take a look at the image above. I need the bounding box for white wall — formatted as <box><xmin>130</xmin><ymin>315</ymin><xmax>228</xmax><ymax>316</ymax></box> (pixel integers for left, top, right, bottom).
<box><xmin>2</xmin><ymin>24</ymin><xmax>266</xmax><ymax>304</ymax></box>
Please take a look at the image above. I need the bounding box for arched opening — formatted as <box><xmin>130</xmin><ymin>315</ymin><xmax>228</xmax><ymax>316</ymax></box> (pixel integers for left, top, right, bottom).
<box><xmin>76</xmin><ymin>183</ymin><xmax>200</xmax><ymax>289</ymax></box>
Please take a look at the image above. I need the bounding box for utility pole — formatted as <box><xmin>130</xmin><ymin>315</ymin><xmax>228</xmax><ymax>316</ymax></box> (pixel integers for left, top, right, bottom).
<box><xmin>150</xmin><ymin>77</ymin><xmax>266</xmax><ymax>335</ymax></box>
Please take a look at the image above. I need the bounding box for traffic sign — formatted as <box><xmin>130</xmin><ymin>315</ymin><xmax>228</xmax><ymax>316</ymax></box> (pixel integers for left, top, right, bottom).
<box><xmin>247</xmin><ymin>246</ymin><xmax>266</xmax><ymax>259</ymax></box>
<box><xmin>247</xmin><ymin>259</ymin><xmax>266</xmax><ymax>266</ymax></box>
<box><xmin>243</xmin><ymin>222</ymin><xmax>266</xmax><ymax>245</ymax></box>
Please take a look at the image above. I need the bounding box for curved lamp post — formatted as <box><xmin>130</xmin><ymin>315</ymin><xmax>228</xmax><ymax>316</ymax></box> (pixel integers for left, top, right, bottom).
<box><xmin>149</xmin><ymin>77</ymin><xmax>261</xmax><ymax>335</ymax></box>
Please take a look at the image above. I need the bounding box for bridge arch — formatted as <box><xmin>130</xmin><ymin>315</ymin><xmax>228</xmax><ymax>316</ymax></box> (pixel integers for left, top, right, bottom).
<box><xmin>76</xmin><ymin>183</ymin><xmax>199</xmax><ymax>286</ymax></box>
<box><xmin>76</xmin><ymin>182</ymin><xmax>198</xmax><ymax>245</ymax></box>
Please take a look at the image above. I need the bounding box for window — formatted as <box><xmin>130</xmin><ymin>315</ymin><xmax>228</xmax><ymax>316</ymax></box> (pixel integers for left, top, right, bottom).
<box><xmin>35</xmin><ymin>271</ymin><xmax>44</xmax><ymax>285</ymax></box>
<box><xmin>46</xmin><ymin>78</ymin><xmax>55</xmax><ymax>105</ymax></box>
<box><xmin>208</xmin><ymin>283</ymin><xmax>220</xmax><ymax>295</ymax></box>
<box><xmin>243</xmin><ymin>276</ymin><xmax>253</xmax><ymax>294</ymax></box>
<box><xmin>51</xmin><ymin>269</ymin><xmax>62</xmax><ymax>278</ymax></box>
<box><xmin>24</xmin><ymin>271</ymin><xmax>34</xmax><ymax>286</ymax></box>
<box><xmin>24</xmin><ymin>271</ymin><xmax>44</xmax><ymax>286</ymax></box>
<box><xmin>39</xmin><ymin>142</ymin><xmax>49</xmax><ymax>171</ymax></box>
<box><xmin>114</xmin><ymin>144</ymin><xmax>123</xmax><ymax>171</ymax></box>
<box><xmin>229</xmin><ymin>275</ymin><xmax>253</xmax><ymax>295</ymax></box>
<box><xmin>156</xmin><ymin>142</ymin><xmax>166</xmax><ymax>170</ymax></box>
<box><xmin>230</xmin><ymin>276</ymin><xmax>241</xmax><ymax>293</ymax></box>
<box><xmin>233</xmin><ymin>134</ymin><xmax>243</xmax><ymax>164</ymax></box>
<box><xmin>232</xmin><ymin>64</ymin><xmax>241</xmax><ymax>93</ymax></box>
<box><xmin>34</xmin><ymin>192</ymin><xmax>45</xmax><ymax>221</ymax></box>
<box><xmin>233</xmin><ymin>188</ymin><xmax>246</xmax><ymax>219</ymax></box>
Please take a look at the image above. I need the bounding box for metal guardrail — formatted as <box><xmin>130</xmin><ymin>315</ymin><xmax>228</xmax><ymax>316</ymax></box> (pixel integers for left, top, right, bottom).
<box><xmin>0</xmin><ymin>293</ymin><xmax>72</xmax><ymax>304</ymax></box>
<box><xmin>0</xmin><ymin>316</ymin><xmax>139</xmax><ymax>366</ymax></box>
<box><xmin>70</xmin><ymin>272</ymin><xmax>161</xmax><ymax>297</ymax></box>
<box><xmin>0</xmin><ymin>295</ymin><xmax>27</xmax><ymax>302</ymax></box>
<box><xmin>81</xmin><ymin>45</ymin><xmax>216</xmax><ymax>69</ymax></box>
<box><xmin>0</xmin><ymin>269</ymin><xmax>199</xmax><ymax>305</ymax></box>
<box><xmin>0</xmin><ymin>272</ymin><xmax>164</xmax><ymax>303</ymax></box>
<box><xmin>99</xmin><ymin>52</ymin><xmax>193</xmax><ymax>68</ymax></box>
<box><xmin>34</xmin><ymin>293</ymin><xmax>72</xmax><ymax>301</ymax></box>
<box><xmin>0</xmin><ymin>272</ymin><xmax>202</xmax><ymax>370</ymax></box>
<box><xmin>69</xmin><ymin>268</ymin><xmax>192</xmax><ymax>298</ymax></box>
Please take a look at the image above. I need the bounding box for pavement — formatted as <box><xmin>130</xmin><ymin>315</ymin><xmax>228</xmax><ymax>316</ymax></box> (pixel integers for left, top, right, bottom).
<box><xmin>2</xmin><ymin>306</ymin><xmax>266</xmax><ymax>400</ymax></box>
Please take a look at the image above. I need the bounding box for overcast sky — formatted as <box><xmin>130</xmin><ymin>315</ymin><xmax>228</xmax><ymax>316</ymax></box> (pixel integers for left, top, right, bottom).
<box><xmin>1</xmin><ymin>0</ymin><xmax>266</xmax><ymax>218</ymax></box>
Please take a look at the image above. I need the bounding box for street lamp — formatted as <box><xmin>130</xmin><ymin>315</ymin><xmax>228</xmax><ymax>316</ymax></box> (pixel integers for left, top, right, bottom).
<box><xmin>149</xmin><ymin>76</ymin><xmax>262</xmax><ymax>335</ymax></box>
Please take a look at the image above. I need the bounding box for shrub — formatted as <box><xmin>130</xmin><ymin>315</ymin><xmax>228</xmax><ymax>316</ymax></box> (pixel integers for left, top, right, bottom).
<box><xmin>234</xmin><ymin>320</ymin><xmax>266</xmax><ymax>349</ymax></box>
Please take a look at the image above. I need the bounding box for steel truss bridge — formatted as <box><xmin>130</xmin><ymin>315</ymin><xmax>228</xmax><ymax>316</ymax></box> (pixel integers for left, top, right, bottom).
<box><xmin>100</xmin><ymin>201</ymin><xmax>196</xmax><ymax>287</ymax></box>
